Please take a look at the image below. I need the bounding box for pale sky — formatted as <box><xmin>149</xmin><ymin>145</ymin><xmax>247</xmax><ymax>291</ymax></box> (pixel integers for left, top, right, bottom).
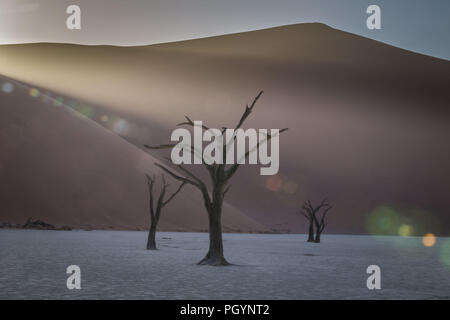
<box><xmin>0</xmin><ymin>0</ymin><xmax>449</xmax><ymax>60</ymax></box>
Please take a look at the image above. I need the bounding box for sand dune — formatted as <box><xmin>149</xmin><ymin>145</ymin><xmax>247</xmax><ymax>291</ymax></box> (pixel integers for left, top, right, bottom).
<box><xmin>0</xmin><ymin>75</ymin><xmax>267</xmax><ymax>232</ymax></box>
<box><xmin>0</xmin><ymin>23</ymin><xmax>449</xmax><ymax>234</ymax></box>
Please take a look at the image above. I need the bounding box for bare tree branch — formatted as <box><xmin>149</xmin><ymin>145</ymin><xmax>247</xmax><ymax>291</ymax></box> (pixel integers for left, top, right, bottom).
<box><xmin>144</xmin><ymin>143</ymin><xmax>176</xmax><ymax>150</ymax></box>
<box><xmin>163</xmin><ymin>181</ymin><xmax>186</xmax><ymax>207</ymax></box>
<box><xmin>145</xmin><ymin>174</ymin><xmax>155</xmax><ymax>220</ymax></box>
<box><xmin>234</xmin><ymin>90</ymin><xmax>263</xmax><ymax>131</ymax></box>
<box><xmin>225</xmin><ymin>127</ymin><xmax>288</xmax><ymax>180</ymax></box>
<box><xmin>177</xmin><ymin>116</ymin><xmax>210</xmax><ymax>131</ymax></box>
<box><xmin>223</xmin><ymin>184</ymin><xmax>231</xmax><ymax>197</ymax></box>
<box><xmin>154</xmin><ymin>162</ymin><xmax>212</xmax><ymax>211</ymax></box>
<box><xmin>300</xmin><ymin>210</ymin><xmax>311</xmax><ymax>221</ymax></box>
<box><xmin>319</xmin><ymin>205</ymin><xmax>332</xmax><ymax>233</ymax></box>
<box><xmin>154</xmin><ymin>162</ymin><xmax>199</xmax><ymax>188</ymax></box>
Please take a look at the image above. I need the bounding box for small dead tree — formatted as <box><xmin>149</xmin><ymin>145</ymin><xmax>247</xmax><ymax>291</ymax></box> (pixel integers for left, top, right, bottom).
<box><xmin>145</xmin><ymin>174</ymin><xmax>185</xmax><ymax>250</ymax></box>
<box><xmin>301</xmin><ymin>199</ymin><xmax>332</xmax><ymax>243</ymax></box>
<box><xmin>300</xmin><ymin>204</ymin><xmax>315</xmax><ymax>242</ymax></box>
<box><xmin>144</xmin><ymin>91</ymin><xmax>288</xmax><ymax>265</ymax></box>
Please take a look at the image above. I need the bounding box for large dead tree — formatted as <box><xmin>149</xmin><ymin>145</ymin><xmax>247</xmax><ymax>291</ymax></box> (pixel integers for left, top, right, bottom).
<box><xmin>145</xmin><ymin>174</ymin><xmax>185</xmax><ymax>250</ymax></box>
<box><xmin>301</xmin><ymin>199</ymin><xmax>332</xmax><ymax>243</ymax></box>
<box><xmin>144</xmin><ymin>91</ymin><xmax>287</xmax><ymax>265</ymax></box>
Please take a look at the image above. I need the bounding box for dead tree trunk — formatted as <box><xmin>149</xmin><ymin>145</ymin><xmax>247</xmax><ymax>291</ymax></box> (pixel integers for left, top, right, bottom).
<box><xmin>307</xmin><ymin>222</ymin><xmax>315</xmax><ymax>242</ymax></box>
<box><xmin>145</xmin><ymin>174</ymin><xmax>185</xmax><ymax>250</ymax></box>
<box><xmin>144</xmin><ymin>91</ymin><xmax>288</xmax><ymax>265</ymax></box>
<box><xmin>313</xmin><ymin>205</ymin><xmax>331</xmax><ymax>243</ymax></box>
<box><xmin>301</xmin><ymin>204</ymin><xmax>315</xmax><ymax>242</ymax></box>
<box><xmin>147</xmin><ymin>224</ymin><xmax>157</xmax><ymax>250</ymax></box>
<box><xmin>200</xmin><ymin>189</ymin><xmax>226</xmax><ymax>265</ymax></box>
<box><xmin>301</xmin><ymin>199</ymin><xmax>332</xmax><ymax>243</ymax></box>
<box><xmin>314</xmin><ymin>231</ymin><xmax>321</xmax><ymax>243</ymax></box>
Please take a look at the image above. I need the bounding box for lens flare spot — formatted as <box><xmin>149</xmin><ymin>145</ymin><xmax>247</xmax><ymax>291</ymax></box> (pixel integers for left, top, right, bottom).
<box><xmin>366</xmin><ymin>206</ymin><xmax>400</xmax><ymax>235</ymax></box>
<box><xmin>41</xmin><ymin>93</ymin><xmax>52</xmax><ymax>103</ymax></box>
<box><xmin>266</xmin><ymin>175</ymin><xmax>282</xmax><ymax>192</ymax></box>
<box><xmin>67</xmin><ymin>100</ymin><xmax>79</xmax><ymax>109</ymax></box>
<box><xmin>398</xmin><ymin>224</ymin><xmax>413</xmax><ymax>237</ymax></box>
<box><xmin>53</xmin><ymin>97</ymin><xmax>64</xmax><ymax>106</ymax></box>
<box><xmin>29</xmin><ymin>88</ymin><xmax>39</xmax><ymax>97</ymax></box>
<box><xmin>113</xmin><ymin>119</ymin><xmax>128</xmax><ymax>135</ymax></box>
<box><xmin>440</xmin><ymin>239</ymin><xmax>450</xmax><ymax>268</ymax></box>
<box><xmin>283</xmin><ymin>180</ymin><xmax>298</xmax><ymax>194</ymax></box>
<box><xmin>422</xmin><ymin>233</ymin><xmax>436</xmax><ymax>247</ymax></box>
<box><xmin>2</xmin><ymin>82</ymin><xmax>14</xmax><ymax>93</ymax></box>
<box><xmin>79</xmin><ymin>105</ymin><xmax>95</xmax><ymax>119</ymax></box>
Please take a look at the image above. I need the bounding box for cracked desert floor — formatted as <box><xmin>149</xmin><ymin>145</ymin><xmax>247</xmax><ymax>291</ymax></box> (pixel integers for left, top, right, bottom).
<box><xmin>1</xmin><ymin>230</ymin><xmax>449</xmax><ymax>299</ymax></box>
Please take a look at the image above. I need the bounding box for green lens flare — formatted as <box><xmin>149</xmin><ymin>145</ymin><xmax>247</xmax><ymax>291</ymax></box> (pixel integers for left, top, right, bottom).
<box><xmin>440</xmin><ymin>239</ymin><xmax>450</xmax><ymax>268</ymax></box>
<box><xmin>366</xmin><ymin>206</ymin><xmax>400</xmax><ymax>235</ymax></box>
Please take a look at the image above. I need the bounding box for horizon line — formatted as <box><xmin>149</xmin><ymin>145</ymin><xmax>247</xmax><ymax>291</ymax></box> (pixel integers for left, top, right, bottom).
<box><xmin>1</xmin><ymin>22</ymin><xmax>448</xmax><ymax>62</ymax></box>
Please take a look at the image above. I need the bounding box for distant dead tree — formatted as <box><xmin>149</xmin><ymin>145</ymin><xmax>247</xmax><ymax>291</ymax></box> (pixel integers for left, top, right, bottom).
<box><xmin>145</xmin><ymin>174</ymin><xmax>185</xmax><ymax>250</ymax></box>
<box><xmin>300</xmin><ymin>204</ymin><xmax>315</xmax><ymax>242</ymax></box>
<box><xmin>301</xmin><ymin>199</ymin><xmax>332</xmax><ymax>243</ymax></box>
<box><xmin>144</xmin><ymin>91</ymin><xmax>288</xmax><ymax>265</ymax></box>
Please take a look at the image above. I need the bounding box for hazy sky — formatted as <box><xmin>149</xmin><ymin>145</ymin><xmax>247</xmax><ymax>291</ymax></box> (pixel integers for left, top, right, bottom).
<box><xmin>0</xmin><ymin>0</ymin><xmax>449</xmax><ymax>60</ymax></box>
